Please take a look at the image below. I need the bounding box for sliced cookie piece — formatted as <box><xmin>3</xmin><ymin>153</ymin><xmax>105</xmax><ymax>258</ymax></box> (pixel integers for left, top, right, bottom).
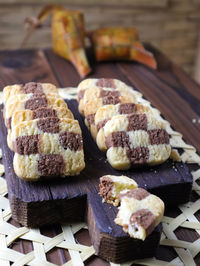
<box><xmin>115</xmin><ymin>188</ymin><xmax>164</xmax><ymax>240</ymax></box>
<box><xmin>96</xmin><ymin>103</ymin><xmax>152</xmax><ymax>151</ymax></box>
<box><xmin>7</xmin><ymin>107</ymin><xmax>74</xmax><ymax>150</ymax></box>
<box><xmin>83</xmin><ymin>87</ymin><xmax>141</xmax><ymax>139</ymax></box>
<box><xmin>99</xmin><ymin>175</ymin><xmax>138</xmax><ymax>206</ymax></box>
<box><xmin>97</xmin><ymin>112</ymin><xmax>165</xmax><ymax>151</ymax></box>
<box><xmin>96</xmin><ymin>113</ymin><xmax>171</xmax><ymax>169</ymax></box>
<box><xmin>13</xmin><ymin>151</ymin><xmax>85</xmax><ymax>181</ymax></box>
<box><xmin>4</xmin><ymin>94</ymin><xmax>68</xmax><ymax>129</ymax></box>
<box><xmin>12</xmin><ymin>117</ymin><xmax>85</xmax><ymax>180</ymax></box>
<box><xmin>3</xmin><ymin>82</ymin><xmax>59</xmax><ymax>103</ymax></box>
<box><xmin>77</xmin><ymin>78</ymin><xmax>142</xmax><ymax>116</ymax></box>
<box><xmin>11</xmin><ymin>117</ymin><xmax>82</xmax><ymax>148</ymax></box>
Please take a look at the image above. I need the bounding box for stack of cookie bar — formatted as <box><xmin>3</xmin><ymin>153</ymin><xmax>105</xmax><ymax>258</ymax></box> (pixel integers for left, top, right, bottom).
<box><xmin>77</xmin><ymin>78</ymin><xmax>171</xmax><ymax>170</ymax></box>
<box><xmin>99</xmin><ymin>174</ymin><xmax>164</xmax><ymax>241</ymax></box>
<box><xmin>3</xmin><ymin>82</ymin><xmax>85</xmax><ymax>181</ymax></box>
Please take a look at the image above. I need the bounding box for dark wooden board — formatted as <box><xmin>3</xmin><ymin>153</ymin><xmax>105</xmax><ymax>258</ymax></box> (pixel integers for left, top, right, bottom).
<box><xmin>87</xmin><ymin>192</ymin><xmax>162</xmax><ymax>263</ymax></box>
<box><xmin>0</xmin><ymin>110</ymin><xmax>192</xmax><ymax>263</ymax></box>
<box><xmin>0</xmin><ymin>101</ymin><xmax>193</xmax><ymax>225</ymax></box>
<box><xmin>0</xmin><ymin>46</ymin><xmax>199</xmax><ymax>264</ymax></box>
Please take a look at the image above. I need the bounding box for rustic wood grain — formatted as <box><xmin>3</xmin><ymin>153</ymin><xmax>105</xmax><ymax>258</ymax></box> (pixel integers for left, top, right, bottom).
<box><xmin>0</xmin><ymin>49</ymin><xmax>59</xmax><ymax>89</ymax></box>
<box><xmin>87</xmin><ymin>193</ymin><xmax>162</xmax><ymax>263</ymax></box>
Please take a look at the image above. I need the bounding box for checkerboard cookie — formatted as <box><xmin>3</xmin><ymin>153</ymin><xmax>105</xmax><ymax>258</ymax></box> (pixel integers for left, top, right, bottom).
<box><xmin>102</xmin><ymin>114</ymin><xmax>171</xmax><ymax>169</ymax></box>
<box><xmin>97</xmin><ymin>112</ymin><xmax>165</xmax><ymax>151</ymax></box>
<box><xmin>84</xmin><ymin>88</ymin><xmax>142</xmax><ymax>139</ymax></box>
<box><xmin>77</xmin><ymin>78</ymin><xmax>142</xmax><ymax>116</ymax></box>
<box><xmin>99</xmin><ymin>175</ymin><xmax>138</xmax><ymax>206</ymax></box>
<box><xmin>77</xmin><ymin>78</ymin><xmax>171</xmax><ymax>169</ymax></box>
<box><xmin>115</xmin><ymin>188</ymin><xmax>164</xmax><ymax>240</ymax></box>
<box><xmin>3</xmin><ymin>82</ymin><xmax>58</xmax><ymax>103</ymax></box>
<box><xmin>12</xmin><ymin>117</ymin><xmax>85</xmax><ymax>180</ymax></box>
<box><xmin>7</xmin><ymin>107</ymin><xmax>74</xmax><ymax>150</ymax></box>
<box><xmin>4</xmin><ymin>94</ymin><xmax>68</xmax><ymax>129</ymax></box>
<box><xmin>95</xmin><ymin>103</ymin><xmax>152</xmax><ymax>151</ymax></box>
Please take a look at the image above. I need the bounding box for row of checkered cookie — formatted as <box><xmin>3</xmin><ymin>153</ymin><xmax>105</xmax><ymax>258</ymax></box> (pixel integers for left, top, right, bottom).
<box><xmin>4</xmin><ymin>83</ymin><xmax>67</xmax><ymax>129</ymax></box>
<box><xmin>4</xmin><ymin>82</ymin><xmax>71</xmax><ymax>150</ymax></box>
<box><xmin>99</xmin><ymin>175</ymin><xmax>164</xmax><ymax>240</ymax></box>
<box><xmin>77</xmin><ymin>78</ymin><xmax>171</xmax><ymax>170</ymax></box>
<box><xmin>77</xmin><ymin>78</ymin><xmax>142</xmax><ymax>139</ymax></box>
<box><xmin>3</xmin><ymin>82</ymin><xmax>85</xmax><ymax>180</ymax></box>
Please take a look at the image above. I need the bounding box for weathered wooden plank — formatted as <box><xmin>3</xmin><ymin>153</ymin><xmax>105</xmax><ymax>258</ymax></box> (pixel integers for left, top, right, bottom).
<box><xmin>0</xmin><ymin>47</ymin><xmax>194</xmax><ymax>226</ymax></box>
<box><xmin>0</xmin><ymin>49</ymin><xmax>58</xmax><ymax>89</ymax></box>
<box><xmin>87</xmin><ymin>192</ymin><xmax>162</xmax><ymax>263</ymax></box>
<box><xmin>0</xmin><ymin>101</ymin><xmax>192</xmax><ymax>227</ymax></box>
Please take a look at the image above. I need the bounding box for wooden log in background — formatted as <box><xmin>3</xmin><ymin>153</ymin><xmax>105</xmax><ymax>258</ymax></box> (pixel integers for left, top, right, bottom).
<box><xmin>0</xmin><ymin>0</ymin><xmax>200</xmax><ymax>78</ymax></box>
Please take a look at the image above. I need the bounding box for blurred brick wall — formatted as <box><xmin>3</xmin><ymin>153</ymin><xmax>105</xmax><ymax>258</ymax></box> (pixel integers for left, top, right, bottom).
<box><xmin>0</xmin><ymin>0</ymin><xmax>200</xmax><ymax>78</ymax></box>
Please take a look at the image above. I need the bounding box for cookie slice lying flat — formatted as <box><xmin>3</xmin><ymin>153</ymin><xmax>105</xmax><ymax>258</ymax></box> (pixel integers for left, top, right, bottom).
<box><xmin>3</xmin><ymin>82</ymin><xmax>58</xmax><ymax>103</ymax></box>
<box><xmin>7</xmin><ymin>107</ymin><xmax>74</xmax><ymax>150</ymax></box>
<box><xmin>12</xmin><ymin>117</ymin><xmax>85</xmax><ymax>180</ymax></box>
<box><xmin>115</xmin><ymin>188</ymin><xmax>164</xmax><ymax>240</ymax></box>
<box><xmin>99</xmin><ymin>175</ymin><xmax>138</xmax><ymax>206</ymax></box>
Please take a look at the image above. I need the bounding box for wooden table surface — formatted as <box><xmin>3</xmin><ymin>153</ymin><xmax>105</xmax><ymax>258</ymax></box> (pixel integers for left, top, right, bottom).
<box><xmin>0</xmin><ymin>45</ymin><xmax>199</xmax><ymax>265</ymax></box>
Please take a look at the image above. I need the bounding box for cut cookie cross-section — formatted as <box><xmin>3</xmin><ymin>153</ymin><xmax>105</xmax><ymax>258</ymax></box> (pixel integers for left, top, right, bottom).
<box><xmin>99</xmin><ymin>175</ymin><xmax>138</xmax><ymax>206</ymax></box>
<box><xmin>115</xmin><ymin>188</ymin><xmax>164</xmax><ymax>240</ymax></box>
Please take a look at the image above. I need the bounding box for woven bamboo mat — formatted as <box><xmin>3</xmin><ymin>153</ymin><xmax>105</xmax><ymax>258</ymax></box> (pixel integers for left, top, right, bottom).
<box><xmin>0</xmin><ymin>88</ymin><xmax>199</xmax><ymax>266</ymax></box>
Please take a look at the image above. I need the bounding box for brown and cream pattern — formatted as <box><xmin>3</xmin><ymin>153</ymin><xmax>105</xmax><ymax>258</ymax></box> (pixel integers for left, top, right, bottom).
<box><xmin>99</xmin><ymin>174</ymin><xmax>138</xmax><ymax>206</ymax></box>
<box><xmin>77</xmin><ymin>78</ymin><xmax>171</xmax><ymax>170</ymax></box>
<box><xmin>3</xmin><ymin>82</ymin><xmax>85</xmax><ymax>181</ymax></box>
<box><xmin>4</xmin><ymin>93</ymin><xmax>68</xmax><ymax>129</ymax></box>
<box><xmin>12</xmin><ymin>117</ymin><xmax>85</xmax><ymax>180</ymax></box>
<box><xmin>115</xmin><ymin>187</ymin><xmax>164</xmax><ymax>240</ymax></box>
<box><xmin>104</xmin><ymin>114</ymin><xmax>171</xmax><ymax>169</ymax></box>
<box><xmin>77</xmin><ymin>78</ymin><xmax>142</xmax><ymax>116</ymax></box>
<box><xmin>7</xmin><ymin>107</ymin><xmax>73</xmax><ymax>151</ymax></box>
<box><xmin>83</xmin><ymin>86</ymin><xmax>139</xmax><ymax>140</ymax></box>
<box><xmin>83</xmin><ymin>86</ymin><xmax>140</xmax><ymax>125</ymax></box>
<box><xmin>98</xmin><ymin>174</ymin><xmax>164</xmax><ymax>241</ymax></box>
<box><xmin>3</xmin><ymin>82</ymin><xmax>58</xmax><ymax>103</ymax></box>
<box><xmin>95</xmin><ymin>103</ymin><xmax>152</xmax><ymax>151</ymax></box>
<box><xmin>78</xmin><ymin>80</ymin><xmax>142</xmax><ymax>139</ymax></box>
